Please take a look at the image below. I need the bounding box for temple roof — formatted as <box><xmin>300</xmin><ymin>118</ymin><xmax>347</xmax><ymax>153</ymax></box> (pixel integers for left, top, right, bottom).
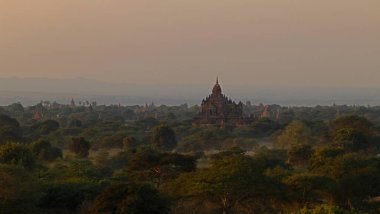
<box><xmin>212</xmin><ymin>78</ymin><xmax>222</xmax><ymax>95</ymax></box>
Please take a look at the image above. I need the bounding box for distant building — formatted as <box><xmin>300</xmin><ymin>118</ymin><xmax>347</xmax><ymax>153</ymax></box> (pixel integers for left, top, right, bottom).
<box><xmin>193</xmin><ymin>78</ymin><xmax>248</xmax><ymax>126</ymax></box>
<box><xmin>135</xmin><ymin>102</ymin><xmax>156</xmax><ymax>114</ymax></box>
<box><xmin>261</xmin><ymin>105</ymin><xmax>271</xmax><ymax>118</ymax></box>
<box><xmin>33</xmin><ymin>111</ymin><xmax>42</xmax><ymax>121</ymax></box>
<box><xmin>70</xmin><ymin>98</ymin><xmax>76</xmax><ymax>107</ymax></box>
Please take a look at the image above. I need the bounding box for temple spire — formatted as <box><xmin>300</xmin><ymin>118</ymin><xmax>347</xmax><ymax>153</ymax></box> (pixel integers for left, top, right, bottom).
<box><xmin>212</xmin><ymin>77</ymin><xmax>222</xmax><ymax>95</ymax></box>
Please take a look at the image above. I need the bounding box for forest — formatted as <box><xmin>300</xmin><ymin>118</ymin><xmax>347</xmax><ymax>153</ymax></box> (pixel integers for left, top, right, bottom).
<box><xmin>1</xmin><ymin>101</ymin><xmax>380</xmax><ymax>213</ymax></box>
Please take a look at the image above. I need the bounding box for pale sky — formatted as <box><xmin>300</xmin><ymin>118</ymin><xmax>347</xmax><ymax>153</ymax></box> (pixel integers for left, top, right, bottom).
<box><xmin>0</xmin><ymin>0</ymin><xmax>379</xmax><ymax>87</ymax></box>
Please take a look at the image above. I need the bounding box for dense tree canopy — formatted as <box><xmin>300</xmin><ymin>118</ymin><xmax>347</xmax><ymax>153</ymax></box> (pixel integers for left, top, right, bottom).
<box><xmin>332</xmin><ymin>115</ymin><xmax>374</xmax><ymax>135</ymax></box>
<box><xmin>0</xmin><ymin>103</ymin><xmax>379</xmax><ymax>213</ymax></box>
<box><xmin>333</xmin><ymin>128</ymin><xmax>369</xmax><ymax>151</ymax></box>
<box><xmin>165</xmin><ymin>154</ymin><xmax>285</xmax><ymax>214</ymax></box>
<box><xmin>0</xmin><ymin>142</ymin><xmax>35</xmax><ymax>169</ymax></box>
<box><xmin>91</xmin><ymin>183</ymin><xmax>170</xmax><ymax>214</ymax></box>
<box><xmin>276</xmin><ymin>121</ymin><xmax>313</xmax><ymax>149</ymax></box>
<box><xmin>0</xmin><ymin>114</ymin><xmax>22</xmax><ymax>145</ymax></box>
<box><xmin>0</xmin><ymin>164</ymin><xmax>39</xmax><ymax>213</ymax></box>
<box><xmin>29</xmin><ymin>140</ymin><xmax>62</xmax><ymax>161</ymax></box>
<box><xmin>69</xmin><ymin>137</ymin><xmax>91</xmax><ymax>157</ymax></box>
<box><xmin>151</xmin><ymin>125</ymin><xmax>177</xmax><ymax>151</ymax></box>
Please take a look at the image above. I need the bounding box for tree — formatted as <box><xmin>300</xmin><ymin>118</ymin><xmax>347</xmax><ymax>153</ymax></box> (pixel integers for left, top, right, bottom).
<box><xmin>40</xmin><ymin>120</ymin><xmax>60</xmax><ymax>133</ymax></box>
<box><xmin>32</xmin><ymin>120</ymin><xmax>60</xmax><ymax>135</ymax></box>
<box><xmin>0</xmin><ymin>142</ymin><xmax>35</xmax><ymax>169</ymax></box>
<box><xmin>126</xmin><ymin>148</ymin><xmax>196</xmax><ymax>189</ymax></box>
<box><xmin>0</xmin><ymin>125</ymin><xmax>23</xmax><ymax>145</ymax></box>
<box><xmin>68</xmin><ymin>119</ymin><xmax>82</xmax><ymax>128</ymax></box>
<box><xmin>285</xmin><ymin>173</ymin><xmax>335</xmax><ymax>207</ymax></box>
<box><xmin>250</xmin><ymin>118</ymin><xmax>280</xmax><ymax>137</ymax></box>
<box><xmin>0</xmin><ymin>164</ymin><xmax>40</xmax><ymax>213</ymax></box>
<box><xmin>91</xmin><ymin>183</ymin><xmax>170</xmax><ymax>214</ymax></box>
<box><xmin>309</xmin><ymin>146</ymin><xmax>345</xmax><ymax>174</ymax></box>
<box><xmin>47</xmin><ymin>159</ymin><xmax>109</xmax><ymax>181</ymax></box>
<box><xmin>134</xmin><ymin>117</ymin><xmax>160</xmax><ymax>131</ymax></box>
<box><xmin>253</xmin><ymin>146</ymin><xmax>289</xmax><ymax>169</ymax></box>
<box><xmin>123</xmin><ymin>137</ymin><xmax>139</xmax><ymax>153</ymax></box>
<box><xmin>69</xmin><ymin>137</ymin><xmax>91</xmax><ymax>157</ymax></box>
<box><xmin>276</xmin><ymin>121</ymin><xmax>313</xmax><ymax>149</ymax></box>
<box><xmin>38</xmin><ymin>180</ymin><xmax>103</xmax><ymax>212</ymax></box>
<box><xmin>165</xmin><ymin>155</ymin><xmax>279</xmax><ymax>214</ymax></box>
<box><xmin>0</xmin><ymin>114</ymin><xmax>22</xmax><ymax>145</ymax></box>
<box><xmin>328</xmin><ymin>154</ymin><xmax>380</xmax><ymax>210</ymax></box>
<box><xmin>151</xmin><ymin>125</ymin><xmax>177</xmax><ymax>151</ymax></box>
<box><xmin>300</xmin><ymin>204</ymin><xmax>361</xmax><ymax>214</ymax></box>
<box><xmin>310</xmin><ymin>149</ymin><xmax>380</xmax><ymax>210</ymax></box>
<box><xmin>333</xmin><ymin>128</ymin><xmax>368</xmax><ymax>151</ymax></box>
<box><xmin>209</xmin><ymin>146</ymin><xmax>246</xmax><ymax>163</ymax></box>
<box><xmin>332</xmin><ymin>115</ymin><xmax>374</xmax><ymax>136</ymax></box>
<box><xmin>288</xmin><ymin>144</ymin><xmax>313</xmax><ymax>168</ymax></box>
<box><xmin>0</xmin><ymin>114</ymin><xmax>20</xmax><ymax>128</ymax></box>
<box><xmin>6</xmin><ymin>103</ymin><xmax>24</xmax><ymax>114</ymax></box>
<box><xmin>29</xmin><ymin>140</ymin><xmax>62</xmax><ymax>161</ymax></box>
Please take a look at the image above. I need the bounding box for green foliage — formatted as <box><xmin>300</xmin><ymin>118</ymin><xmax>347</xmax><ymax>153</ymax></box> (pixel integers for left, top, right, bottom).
<box><xmin>165</xmin><ymin>155</ymin><xmax>283</xmax><ymax>213</ymax></box>
<box><xmin>0</xmin><ymin>114</ymin><xmax>22</xmax><ymax>145</ymax></box>
<box><xmin>29</xmin><ymin>140</ymin><xmax>62</xmax><ymax>161</ymax></box>
<box><xmin>134</xmin><ymin>117</ymin><xmax>160</xmax><ymax>130</ymax></box>
<box><xmin>31</xmin><ymin>120</ymin><xmax>60</xmax><ymax>136</ymax></box>
<box><xmin>0</xmin><ymin>164</ymin><xmax>40</xmax><ymax>214</ymax></box>
<box><xmin>126</xmin><ymin>147</ymin><xmax>161</xmax><ymax>171</ymax></box>
<box><xmin>209</xmin><ymin>146</ymin><xmax>246</xmax><ymax>163</ymax></box>
<box><xmin>91</xmin><ymin>183</ymin><xmax>170</xmax><ymax>214</ymax></box>
<box><xmin>125</xmin><ymin>148</ymin><xmax>196</xmax><ymax>188</ymax></box>
<box><xmin>0</xmin><ymin>103</ymin><xmax>380</xmax><ymax>213</ymax></box>
<box><xmin>178</xmin><ymin>126</ymin><xmax>247</xmax><ymax>152</ymax></box>
<box><xmin>6</xmin><ymin>103</ymin><xmax>24</xmax><ymax>114</ymax></box>
<box><xmin>38</xmin><ymin>180</ymin><xmax>103</xmax><ymax>212</ymax></box>
<box><xmin>329</xmin><ymin>154</ymin><xmax>380</xmax><ymax>209</ymax></box>
<box><xmin>333</xmin><ymin>128</ymin><xmax>368</xmax><ymax>151</ymax></box>
<box><xmin>30</xmin><ymin>140</ymin><xmax>51</xmax><ymax>154</ymax></box>
<box><xmin>288</xmin><ymin>143</ymin><xmax>313</xmax><ymax>168</ymax></box>
<box><xmin>107</xmin><ymin>151</ymin><xmax>130</xmax><ymax>170</ymax></box>
<box><xmin>300</xmin><ymin>204</ymin><xmax>363</xmax><ymax>214</ymax></box>
<box><xmin>249</xmin><ymin>118</ymin><xmax>281</xmax><ymax>137</ymax></box>
<box><xmin>93</xmin><ymin>149</ymin><xmax>110</xmax><ymax>167</ymax></box>
<box><xmin>68</xmin><ymin>119</ymin><xmax>82</xmax><ymax>128</ymax></box>
<box><xmin>48</xmin><ymin>159</ymin><xmax>110</xmax><ymax>181</ymax></box>
<box><xmin>69</xmin><ymin>137</ymin><xmax>91</xmax><ymax>157</ymax></box>
<box><xmin>151</xmin><ymin>125</ymin><xmax>177</xmax><ymax>151</ymax></box>
<box><xmin>99</xmin><ymin>131</ymin><xmax>127</xmax><ymax>148</ymax></box>
<box><xmin>285</xmin><ymin>173</ymin><xmax>335</xmax><ymax>206</ymax></box>
<box><xmin>276</xmin><ymin>120</ymin><xmax>313</xmax><ymax>149</ymax></box>
<box><xmin>254</xmin><ymin>146</ymin><xmax>289</xmax><ymax>169</ymax></box>
<box><xmin>332</xmin><ymin>115</ymin><xmax>374</xmax><ymax>135</ymax></box>
<box><xmin>309</xmin><ymin>146</ymin><xmax>345</xmax><ymax>174</ymax></box>
<box><xmin>0</xmin><ymin>142</ymin><xmax>35</xmax><ymax>169</ymax></box>
<box><xmin>310</xmin><ymin>149</ymin><xmax>380</xmax><ymax>209</ymax></box>
<box><xmin>123</xmin><ymin>136</ymin><xmax>139</xmax><ymax>153</ymax></box>
<box><xmin>0</xmin><ymin>114</ymin><xmax>20</xmax><ymax>128</ymax></box>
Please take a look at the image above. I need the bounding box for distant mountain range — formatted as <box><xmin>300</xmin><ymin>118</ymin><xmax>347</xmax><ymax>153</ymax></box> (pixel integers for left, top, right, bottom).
<box><xmin>1</xmin><ymin>77</ymin><xmax>380</xmax><ymax>106</ymax></box>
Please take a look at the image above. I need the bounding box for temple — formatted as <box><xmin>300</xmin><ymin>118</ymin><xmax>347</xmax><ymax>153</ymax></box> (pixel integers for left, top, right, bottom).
<box><xmin>193</xmin><ymin>78</ymin><xmax>246</xmax><ymax>126</ymax></box>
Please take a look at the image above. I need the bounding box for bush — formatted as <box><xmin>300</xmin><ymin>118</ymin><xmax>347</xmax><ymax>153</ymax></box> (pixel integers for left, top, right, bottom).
<box><xmin>0</xmin><ymin>142</ymin><xmax>35</xmax><ymax>169</ymax></box>
<box><xmin>69</xmin><ymin>137</ymin><xmax>91</xmax><ymax>157</ymax></box>
<box><xmin>30</xmin><ymin>140</ymin><xmax>62</xmax><ymax>162</ymax></box>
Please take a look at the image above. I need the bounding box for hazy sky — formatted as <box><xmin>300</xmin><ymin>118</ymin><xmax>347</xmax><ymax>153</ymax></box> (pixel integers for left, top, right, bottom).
<box><xmin>0</xmin><ymin>0</ymin><xmax>379</xmax><ymax>87</ymax></box>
